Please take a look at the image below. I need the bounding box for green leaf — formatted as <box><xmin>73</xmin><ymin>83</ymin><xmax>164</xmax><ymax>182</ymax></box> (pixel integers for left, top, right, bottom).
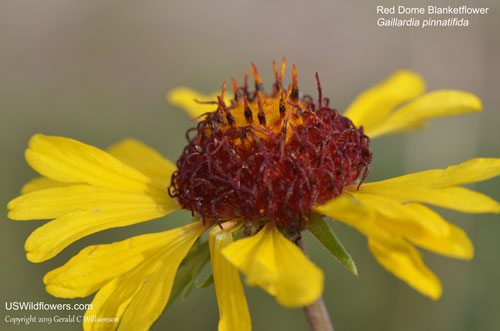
<box><xmin>167</xmin><ymin>240</ymin><xmax>211</xmax><ymax>308</ymax></box>
<box><xmin>306</xmin><ymin>213</ymin><xmax>358</xmax><ymax>276</ymax></box>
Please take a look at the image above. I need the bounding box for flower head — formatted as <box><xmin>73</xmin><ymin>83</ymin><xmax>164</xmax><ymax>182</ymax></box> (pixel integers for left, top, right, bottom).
<box><xmin>171</xmin><ymin>60</ymin><xmax>372</xmax><ymax>230</ymax></box>
<box><xmin>8</xmin><ymin>60</ymin><xmax>500</xmax><ymax>330</ymax></box>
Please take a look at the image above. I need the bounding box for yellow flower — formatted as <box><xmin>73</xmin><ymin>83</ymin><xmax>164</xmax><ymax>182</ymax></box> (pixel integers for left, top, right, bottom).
<box><xmin>8</xmin><ymin>62</ymin><xmax>500</xmax><ymax>331</ymax></box>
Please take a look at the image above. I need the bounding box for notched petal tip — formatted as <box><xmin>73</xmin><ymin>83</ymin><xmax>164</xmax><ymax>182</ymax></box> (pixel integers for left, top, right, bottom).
<box><xmin>26</xmin><ymin>250</ymin><xmax>43</xmax><ymax>264</ymax></box>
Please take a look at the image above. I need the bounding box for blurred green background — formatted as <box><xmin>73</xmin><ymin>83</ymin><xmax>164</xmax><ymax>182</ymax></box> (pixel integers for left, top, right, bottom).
<box><xmin>1</xmin><ymin>0</ymin><xmax>499</xmax><ymax>330</ymax></box>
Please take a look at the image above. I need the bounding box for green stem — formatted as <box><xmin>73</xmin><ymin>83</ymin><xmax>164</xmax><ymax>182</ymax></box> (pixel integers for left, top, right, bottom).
<box><xmin>303</xmin><ymin>296</ymin><xmax>334</xmax><ymax>331</ymax></box>
<box><xmin>298</xmin><ymin>239</ymin><xmax>334</xmax><ymax>331</ymax></box>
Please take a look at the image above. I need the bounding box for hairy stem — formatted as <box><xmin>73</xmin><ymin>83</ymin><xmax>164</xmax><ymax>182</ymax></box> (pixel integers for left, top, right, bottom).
<box><xmin>298</xmin><ymin>239</ymin><xmax>334</xmax><ymax>331</ymax></box>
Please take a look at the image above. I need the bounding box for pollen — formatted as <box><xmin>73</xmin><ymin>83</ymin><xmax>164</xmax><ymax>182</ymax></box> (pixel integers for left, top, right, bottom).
<box><xmin>169</xmin><ymin>59</ymin><xmax>372</xmax><ymax>230</ymax></box>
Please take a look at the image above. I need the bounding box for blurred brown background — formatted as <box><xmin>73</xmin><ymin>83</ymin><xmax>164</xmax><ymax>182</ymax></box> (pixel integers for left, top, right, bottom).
<box><xmin>1</xmin><ymin>0</ymin><xmax>499</xmax><ymax>330</ymax></box>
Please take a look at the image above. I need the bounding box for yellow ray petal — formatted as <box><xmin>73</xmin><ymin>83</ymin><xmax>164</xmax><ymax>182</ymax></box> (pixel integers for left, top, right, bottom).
<box><xmin>84</xmin><ymin>278</ymin><xmax>134</xmax><ymax>331</ymax></box>
<box><xmin>25</xmin><ymin>134</ymin><xmax>161</xmax><ymax>194</ymax></box>
<box><xmin>21</xmin><ymin>177</ymin><xmax>69</xmax><ymax>194</ymax></box>
<box><xmin>393</xmin><ymin>204</ymin><xmax>474</xmax><ymax>260</ymax></box>
<box><xmin>359</xmin><ymin>186</ymin><xmax>499</xmax><ymax>214</ymax></box>
<box><xmin>84</xmin><ymin>221</ymin><xmax>207</xmax><ymax>331</ymax></box>
<box><xmin>44</xmin><ymin>224</ymin><xmax>200</xmax><ymax>298</ymax></box>
<box><xmin>360</xmin><ymin>158</ymin><xmax>500</xmax><ymax>188</ymax></box>
<box><xmin>349</xmin><ymin>192</ymin><xmax>449</xmax><ymax>236</ymax></box>
<box><xmin>222</xmin><ymin>223</ymin><xmax>323</xmax><ymax>308</ymax></box>
<box><xmin>354</xmin><ymin>158</ymin><xmax>500</xmax><ymax>213</ymax></box>
<box><xmin>316</xmin><ymin>195</ymin><xmax>474</xmax><ymax>260</ymax></box>
<box><xmin>19</xmin><ymin>138</ymin><xmax>176</xmax><ymax>194</ymax></box>
<box><xmin>410</xmin><ymin>222</ymin><xmax>473</xmax><ymax>260</ymax></box>
<box><xmin>315</xmin><ymin>195</ymin><xmax>467</xmax><ymax>299</ymax></box>
<box><xmin>210</xmin><ymin>222</ymin><xmax>251</xmax><ymax>331</ymax></box>
<box><xmin>314</xmin><ymin>194</ymin><xmax>391</xmax><ymax>243</ymax></box>
<box><xmin>209</xmin><ymin>222</ymin><xmax>252</xmax><ymax>331</ymax></box>
<box><xmin>107</xmin><ymin>138</ymin><xmax>176</xmax><ymax>187</ymax></box>
<box><xmin>344</xmin><ymin>71</ymin><xmax>425</xmax><ymax>132</ymax></box>
<box><xmin>314</xmin><ymin>194</ymin><xmax>374</xmax><ymax>225</ymax></box>
<box><xmin>8</xmin><ymin>184</ymin><xmax>175</xmax><ymax>221</ymax></box>
<box><xmin>368</xmin><ymin>236</ymin><xmax>442</xmax><ymax>300</ymax></box>
<box><xmin>316</xmin><ymin>193</ymin><xmax>448</xmax><ymax>245</ymax></box>
<box><xmin>167</xmin><ymin>87</ymin><xmax>230</xmax><ymax>119</ymax></box>
<box><xmin>367</xmin><ymin>90</ymin><xmax>482</xmax><ymax>138</ymax></box>
<box><xmin>24</xmin><ymin>195</ymin><xmax>177</xmax><ymax>262</ymax></box>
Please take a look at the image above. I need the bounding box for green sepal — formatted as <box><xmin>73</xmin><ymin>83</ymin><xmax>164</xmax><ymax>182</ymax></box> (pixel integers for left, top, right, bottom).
<box><xmin>167</xmin><ymin>240</ymin><xmax>211</xmax><ymax>308</ymax></box>
<box><xmin>196</xmin><ymin>272</ymin><xmax>214</xmax><ymax>288</ymax></box>
<box><xmin>231</xmin><ymin>224</ymin><xmax>245</xmax><ymax>241</ymax></box>
<box><xmin>306</xmin><ymin>213</ymin><xmax>358</xmax><ymax>276</ymax></box>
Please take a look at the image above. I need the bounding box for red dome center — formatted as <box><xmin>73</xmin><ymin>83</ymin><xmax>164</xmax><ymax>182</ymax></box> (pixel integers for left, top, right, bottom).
<box><xmin>170</xmin><ymin>62</ymin><xmax>372</xmax><ymax>230</ymax></box>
